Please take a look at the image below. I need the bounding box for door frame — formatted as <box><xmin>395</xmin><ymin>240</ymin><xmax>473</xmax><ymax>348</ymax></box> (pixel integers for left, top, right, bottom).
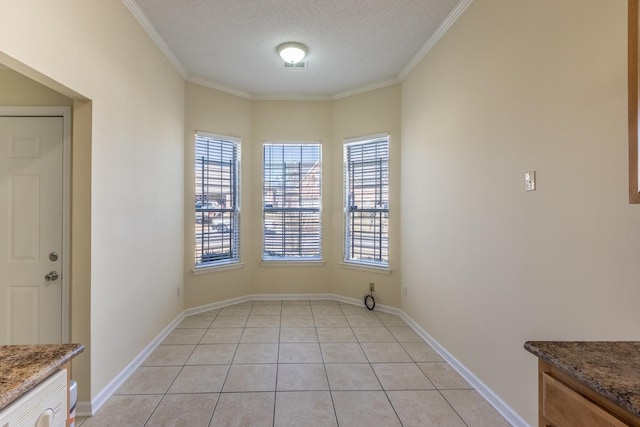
<box><xmin>0</xmin><ymin>106</ymin><xmax>71</xmax><ymax>343</ymax></box>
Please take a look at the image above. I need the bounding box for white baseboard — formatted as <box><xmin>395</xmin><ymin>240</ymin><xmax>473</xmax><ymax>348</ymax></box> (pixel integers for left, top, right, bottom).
<box><xmin>77</xmin><ymin>311</ymin><xmax>187</xmax><ymax>417</ymax></box>
<box><xmin>252</xmin><ymin>293</ymin><xmax>334</xmax><ymax>301</ymax></box>
<box><xmin>82</xmin><ymin>293</ymin><xmax>527</xmax><ymax>426</ymax></box>
<box><xmin>400</xmin><ymin>313</ymin><xmax>529</xmax><ymax>427</ymax></box>
<box><xmin>331</xmin><ymin>294</ymin><xmax>401</xmax><ymax>316</ymax></box>
<box><xmin>183</xmin><ymin>294</ymin><xmax>251</xmax><ymax>316</ymax></box>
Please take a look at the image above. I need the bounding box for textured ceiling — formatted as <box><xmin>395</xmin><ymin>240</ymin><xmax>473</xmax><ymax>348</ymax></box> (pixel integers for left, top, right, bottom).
<box><xmin>129</xmin><ymin>0</ymin><xmax>465</xmax><ymax>99</ymax></box>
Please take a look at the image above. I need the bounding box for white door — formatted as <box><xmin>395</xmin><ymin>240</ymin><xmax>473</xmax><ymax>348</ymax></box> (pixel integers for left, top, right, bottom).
<box><xmin>0</xmin><ymin>116</ymin><xmax>64</xmax><ymax>344</ymax></box>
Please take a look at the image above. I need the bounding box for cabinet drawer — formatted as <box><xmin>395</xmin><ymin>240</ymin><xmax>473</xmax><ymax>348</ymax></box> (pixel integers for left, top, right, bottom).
<box><xmin>542</xmin><ymin>373</ymin><xmax>629</xmax><ymax>427</ymax></box>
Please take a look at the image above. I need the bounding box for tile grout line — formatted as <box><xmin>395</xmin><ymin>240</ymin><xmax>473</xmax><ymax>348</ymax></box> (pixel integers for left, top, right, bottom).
<box><xmin>87</xmin><ymin>299</ymin><xmax>504</xmax><ymax>426</ymax></box>
<box><xmin>143</xmin><ymin>309</ymin><xmax>218</xmax><ymax>427</ymax></box>
<box><xmin>365</xmin><ymin>309</ymin><xmax>405</xmax><ymax>426</ymax></box>
<box><xmin>206</xmin><ymin>308</ymin><xmax>233</xmax><ymax>426</ymax></box>
<box><xmin>314</xmin><ymin>306</ymin><xmax>340</xmax><ymax>427</ymax></box>
<box><xmin>376</xmin><ymin>307</ymin><xmax>469</xmax><ymax>427</ymax></box>
<box><xmin>272</xmin><ymin>301</ymin><xmax>282</xmax><ymax>426</ymax></box>
<box><xmin>436</xmin><ymin>387</ymin><xmax>470</xmax><ymax>427</ymax></box>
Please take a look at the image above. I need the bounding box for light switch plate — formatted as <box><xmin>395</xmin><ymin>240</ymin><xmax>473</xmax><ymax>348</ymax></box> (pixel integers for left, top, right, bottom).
<box><xmin>525</xmin><ymin>171</ymin><xmax>536</xmax><ymax>191</ymax></box>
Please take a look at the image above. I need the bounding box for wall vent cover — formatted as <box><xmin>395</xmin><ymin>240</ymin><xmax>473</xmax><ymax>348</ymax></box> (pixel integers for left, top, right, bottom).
<box><xmin>282</xmin><ymin>61</ymin><xmax>308</xmax><ymax>69</ymax></box>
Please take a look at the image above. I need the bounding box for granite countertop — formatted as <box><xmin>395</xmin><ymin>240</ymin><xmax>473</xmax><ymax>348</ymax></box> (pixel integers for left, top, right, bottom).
<box><xmin>524</xmin><ymin>341</ymin><xmax>640</xmax><ymax>419</ymax></box>
<box><xmin>0</xmin><ymin>344</ymin><xmax>84</xmax><ymax>411</ymax></box>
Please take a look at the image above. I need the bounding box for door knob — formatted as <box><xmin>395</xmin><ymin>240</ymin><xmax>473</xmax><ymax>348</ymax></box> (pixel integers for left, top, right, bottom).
<box><xmin>44</xmin><ymin>271</ymin><xmax>59</xmax><ymax>281</ymax></box>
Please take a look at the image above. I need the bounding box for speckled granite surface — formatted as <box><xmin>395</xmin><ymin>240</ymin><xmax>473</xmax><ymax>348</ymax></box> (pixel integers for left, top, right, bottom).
<box><xmin>0</xmin><ymin>344</ymin><xmax>84</xmax><ymax>411</ymax></box>
<box><xmin>525</xmin><ymin>341</ymin><xmax>640</xmax><ymax>419</ymax></box>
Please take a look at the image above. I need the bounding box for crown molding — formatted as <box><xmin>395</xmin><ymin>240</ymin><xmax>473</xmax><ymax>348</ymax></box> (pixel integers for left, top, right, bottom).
<box><xmin>398</xmin><ymin>0</ymin><xmax>474</xmax><ymax>81</ymax></box>
<box><xmin>186</xmin><ymin>75</ymin><xmax>398</xmax><ymax>102</ymax></box>
<box><xmin>186</xmin><ymin>76</ymin><xmax>253</xmax><ymax>99</ymax></box>
<box><xmin>188</xmin><ymin>76</ymin><xmax>335</xmax><ymax>101</ymax></box>
<box><xmin>122</xmin><ymin>0</ymin><xmax>188</xmax><ymax>78</ymax></box>
<box><xmin>332</xmin><ymin>77</ymin><xmax>400</xmax><ymax>100</ymax></box>
<box><xmin>124</xmin><ymin>0</ymin><xmax>472</xmax><ymax>101</ymax></box>
<box><xmin>252</xmin><ymin>93</ymin><xmax>333</xmax><ymax>101</ymax></box>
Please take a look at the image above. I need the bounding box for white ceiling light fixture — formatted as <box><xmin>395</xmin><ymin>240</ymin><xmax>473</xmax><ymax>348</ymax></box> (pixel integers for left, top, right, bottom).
<box><xmin>277</xmin><ymin>42</ymin><xmax>307</xmax><ymax>64</ymax></box>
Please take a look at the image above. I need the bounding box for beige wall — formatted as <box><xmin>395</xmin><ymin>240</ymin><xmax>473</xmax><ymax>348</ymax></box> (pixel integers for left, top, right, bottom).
<box><xmin>331</xmin><ymin>85</ymin><xmax>401</xmax><ymax>307</ymax></box>
<box><xmin>183</xmin><ymin>86</ymin><xmax>401</xmax><ymax>306</ymax></box>
<box><xmin>7</xmin><ymin>1</ymin><xmax>631</xmax><ymax>423</ymax></box>
<box><xmin>1</xmin><ymin>3</ymin><xmax>401</xmax><ymax>406</ymax></box>
<box><xmin>0</xmin><ymin>68</ymin><xmax>73</xmax><ymax>106</ymax></box>
<box><xmin>70</xmin><ymin>99</ymin><xmax>93</xmax><ymax>403</ymax></box>
<box><xmin>0</xmin><ymin>69</ymin><xmax>92</xmax><ymax>401</ymax></box>
<box><xmin>183</xmin><ymin>83</ymin><xmax>253</xmax><ymax>305</ymax></box>
<box><xmin>0</xmin><ymin>0</ymin><xmax>185</xmax><ymax>402</ymax></box>
<box><xmin>401</xmin><ymin>0</ymin><xmax>637</xmax><ymax>424</ymax></box>
<box><xmin>250</xmin><ymin>100</ymin><xmax>333</xmax><ymax>295</ymax></box>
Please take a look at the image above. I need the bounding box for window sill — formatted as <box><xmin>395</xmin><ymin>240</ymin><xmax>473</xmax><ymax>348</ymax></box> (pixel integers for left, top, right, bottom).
<box><xmin>339</xmin><ymin>261</ymin><xmax>391</xmax><ymax>275</ymax></box>
<box><xmin>192</xmin><ymin>261</ymin><xmax>244</xmax><ymax>275</ymax></box>
<box><xmin>260</xmin><ymin>259</ymin><xmax>325</xmax><ymax>267</ymax></box>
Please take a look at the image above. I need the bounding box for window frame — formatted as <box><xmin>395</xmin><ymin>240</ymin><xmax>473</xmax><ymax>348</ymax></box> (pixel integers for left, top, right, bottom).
<box><xmin>343</xmin><ymin>133</ymin><xmax>390</xmax><ymax>268</ymax></box>
<box><xmin>194</xmin><ymin>131</ymin><xmax>241</xmax><ymax>270</ymax></box>
<box><xmin>262</xmin><ymin>142</ymin><xmax>323</xmax><ymax>262</ymax></box>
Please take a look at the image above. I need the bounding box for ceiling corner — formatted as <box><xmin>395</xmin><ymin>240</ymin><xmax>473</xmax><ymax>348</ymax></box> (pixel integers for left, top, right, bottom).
<box><xmin>398</xmin><ymin>0</ymin><xmax>475</xmax><ymax>82</ymax></box>
<box><xmin>122</xmin><ymin>0</ymin><xmax>189</xmax><ymax>79</ymax></box>
<box><xmin>332</xmin><ymin>78</ymin><xmax>401</xmax><ymax>101</ymax></box>
<box><xmin>186</xmin><ymin>76</ymin><xmax>254</xmax><ymax>100</ymax></box>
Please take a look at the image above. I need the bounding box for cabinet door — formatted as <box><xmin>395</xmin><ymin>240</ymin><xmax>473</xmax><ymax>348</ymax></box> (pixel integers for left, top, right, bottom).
<box><xmin>542</xmin><ymin>373</ymin><xmax>629</xmax><ymax>427</ymax></box>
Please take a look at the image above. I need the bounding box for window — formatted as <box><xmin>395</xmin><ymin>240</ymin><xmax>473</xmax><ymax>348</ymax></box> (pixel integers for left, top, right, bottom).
<box><xmin>263</xmin><ymin>143</ymin><xmax>322</xmax><ymax>260</ymax></box>
<box><xmin>194</xmin><ymin>132</ymin><xmax>240</xmax><ymax>268</ymax></box>
<box><xmin>344</xmin><ymin>134</ymin><xmax>389</xmax><ymax>267</ymax></box>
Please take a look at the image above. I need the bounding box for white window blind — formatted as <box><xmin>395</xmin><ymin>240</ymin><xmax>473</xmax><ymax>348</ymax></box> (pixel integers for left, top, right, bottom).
<box><xmin>344</xmin><ymin>135</ymin><xmax>389</xmax><ymax>266</ymax></box>
<box><xmin>195</xmin><ymin>132</ymin><xmax>240</xmax><ymax>268</ymax></box>
<box><xmin>263</xmin><ymin>143</ymin><xmax>322</xmax><ymax>260</ymax></box>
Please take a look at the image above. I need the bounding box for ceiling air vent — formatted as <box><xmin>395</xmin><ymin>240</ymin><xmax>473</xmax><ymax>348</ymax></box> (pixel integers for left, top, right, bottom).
<box><xmin>282</xmin><ymin>61</ymin><xmax>308</xmax><ymax>70</ymax></box>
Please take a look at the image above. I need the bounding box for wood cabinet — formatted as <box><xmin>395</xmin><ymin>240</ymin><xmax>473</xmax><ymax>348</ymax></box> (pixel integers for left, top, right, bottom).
<box><xmin>538</xmin><ymin>360</ymin><xmax>640</xmax><ymax>427</ymax></box>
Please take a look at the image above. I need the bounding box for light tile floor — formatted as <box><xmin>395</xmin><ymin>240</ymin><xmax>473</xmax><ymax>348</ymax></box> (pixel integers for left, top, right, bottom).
<box><xmin>77</xmin><ymin>300</ymin><xmax>510</xmax><ymax>426</ymax></box>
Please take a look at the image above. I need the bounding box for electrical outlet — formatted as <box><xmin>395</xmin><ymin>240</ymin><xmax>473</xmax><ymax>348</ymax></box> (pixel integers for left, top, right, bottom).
<box><xmin>369</xmin><ymin>282</ymin><xmax>375</xmax><ymax>292</ymax></box>
<box><xmin>525</xmin><ymin>171</ymin><xmax>536</xmax><ymax>191</ymax></box>
<box><xmin>177</xmin><ymin>287</ymin><xmax>181</xmax><ymax>298</ymax></box>
<box><xmin>402</xmin><ymin>286</ymin><xmax>407</xmax><ymax>296</ymax></box>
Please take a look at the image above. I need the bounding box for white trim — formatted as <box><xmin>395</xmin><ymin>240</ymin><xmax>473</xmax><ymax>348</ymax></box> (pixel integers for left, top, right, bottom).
<box><xmin>262</xmin><ymin>140</ymin><xmax>324</xmax><ymax>145</ymax></box>
<box><xmin>400</xmin><ymin>312</ymin><xmax>529</xmax><ymax>427</ymax></box>
<box><xmin>261</xmin><ymin>142</ymin><xmax>323</xmax><ymax>263</ymax></box>
<box><xmin>332</xmin><ymin>78</ymin><xmax>400</xmax><ymax>101</ymax></box>
<box><xmin>253</xmin><ymin>293</ymin><xmax>333</xmax><ymax>300</ymax></box>
<box><xmin>338</xmin><ymin>262</ymin><xmax>391</xmax><ymax>275</ymax></box>
<box><xmin>183</xmin><ymin>295</ymin><xmax>252</xmax><ymax>317</ymax></box>
<box><xmin>123</xmin><ymin>0</ymin><xmax>470</xmax><ymax>100</ymax></box>
<box><xmin>252</xmin><ymin>95</ymin><xmax>333</xmax><ymax>101</ymax></box>
<box><xmin>194</xmin><ymin>132</ymin><xmax>242</xmax><ymax>269</ymax></box>
<box><xmin>343</xmin><ymin>132</ymin><xmax>389</xmax><ymax>145</ymax></box>
<box><xmin>0</xmin><ymin>107</ymin><xmax>71</xmax><ymax>344</ymax></box>
<box><xmin>61</xmin><ymin>109</ymin><xmax>71</xmax><ymax>344</ymax></box>
<box><xmin>192</xmin><ymin>261</ymin><xmax>244</xmax><ymax>275</ymax></box>
<box><xmin>343</xmin><ymin>135</ymin><xmax>390</xmax><ymax>269</ymax></box>
<box><xmin>187</xmin><ymin>76</ymin><xmax>253</xmax><ymax>100</ymax></box>
<box><xmin>121</xmin><ymin>0</ymin><xmax>188</xmax><ymax>78</ymax></box>
<box><xmin>259</xmin><ymin>260</ymin><xmax>325</xmax><ymax>267</ymax></box>
<box><xmin>195</xmin><ymin>131</ymin><xmax>243</xmax><ymax>144</ymax></box>
<box><xmin>77</xmin><ymin>311</ymin><xmax>186</xmax><ymax>416</ymax></box>
<box><xmin>330</xmin><ymin>294</ymin><xmax>400</xmax><ymax>315</ymax></box>
<box><xmin>399</xmin><ymin>0</ymin><xmax>474</xmax><ymax>81</ymax></box>
<box><xmin>81</xmin><ymin>292</ymin><xmax>527</xmax><ymax>426</ymax></box>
